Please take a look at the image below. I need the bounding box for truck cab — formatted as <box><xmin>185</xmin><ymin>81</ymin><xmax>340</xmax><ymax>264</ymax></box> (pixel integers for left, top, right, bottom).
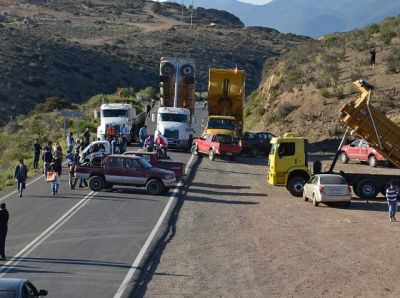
<box><xmin>268</xmin><ymin>133</ymin><xmax>310</xmax><ymax>197</ymax></box>
<box><xmin>203</xmin><ymin>115</ymin><xmax>237</xmax><ymax>136</ymax></box>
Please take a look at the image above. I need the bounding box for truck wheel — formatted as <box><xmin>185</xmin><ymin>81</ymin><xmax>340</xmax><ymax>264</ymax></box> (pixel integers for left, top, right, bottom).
<box><xmin>340</xmin><ymin>152</ymin><xmax>349</xmax><ymax>164</ymax></box>
<box><xmin>191</xmin><ymin>144</ymin><xmax>198</xmax><ymax>155</ymax></box>
<box><xmin>209</xmin><ymin>149</ymin><xmax>215</xmax><ymax>161</ymax></box>
<box><xmin>146</xmin><ymin>179</ymin><xmax>164</xmax><ymax>195</ymax></box>
<box><xmin>89</xmin><ymin>176</ymin><xmax>105</xmax><ymax>192</ymax></box>
<box><xmin>287</xmin><ymin>176</ymin><xmax>307</xmax><ymax>197</ymax></box>
<box><xmin>251</xmin><ymin>147</ymin><xmax>258</xmax><ymax>157</ymax></box>
<box><xmin>356</xmin><ymin>179</ymin><xmax>378</xmax><ymax>199</ymax></box>
<box><xmin>368</xmin><ymin>155</ymin><xmax>377</xmax><ymax>167</ymax></box>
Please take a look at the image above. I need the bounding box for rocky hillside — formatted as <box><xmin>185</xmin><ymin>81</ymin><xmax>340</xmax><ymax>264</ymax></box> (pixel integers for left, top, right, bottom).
<box><xmin>0</xmin><ymin>0</ymin><xmax>309</xmax><ymax>123</ymax></box>
<box><xmin>245</xmin><ymin>16</ymin><xmax>400</xmax><ymax>144</ymax></box>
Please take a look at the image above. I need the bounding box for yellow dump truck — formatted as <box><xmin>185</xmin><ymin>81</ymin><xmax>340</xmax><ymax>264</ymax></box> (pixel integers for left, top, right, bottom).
<box><xmin>268</xmin><ymin>80</ymin><xmax>400</xmax><ymax>199</ymax></box>
<box><xmin>204</xmin><ymin>68</ymin><xmax>245</xmax><ymax>136</ymax></box>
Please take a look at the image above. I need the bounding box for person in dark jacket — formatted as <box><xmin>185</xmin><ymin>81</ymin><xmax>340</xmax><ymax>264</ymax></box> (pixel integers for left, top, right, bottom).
<box><xmin>42</xmin><ymin>146</ymin><xmax>53</xmax><ymax>181</ymax></box>
<box><xmin>48</xmin><ymin>158</ymin><xmax>62</xmax><ymax>195</ymax></box>
<box><xmin>0</xmin><ymin>203</ymin><xmax>9</xmax><ymax>261</ymax></box>
<box><xmin>14</xmin><ymin>159</ymin><xmax>28</xmax><ymax>197</ymax></box>
<box><xmin>33</xmin><ymin>139</ymin><xmax>41</xmax><ymax>169</ymax></box>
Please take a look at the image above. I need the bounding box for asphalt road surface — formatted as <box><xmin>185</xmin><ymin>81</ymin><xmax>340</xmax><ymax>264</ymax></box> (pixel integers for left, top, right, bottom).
<box><xmin>0</xmin><ymin>102</ymin><xmax>206</xmax><ymax>297</ymax></box>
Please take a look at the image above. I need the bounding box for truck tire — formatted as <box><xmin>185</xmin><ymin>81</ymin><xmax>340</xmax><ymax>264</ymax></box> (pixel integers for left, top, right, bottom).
<box><xmin>356</xmin><ymin>179</ymin><xmax>378</xmax><ymax>199</ymax></box>
<box><xmin>209</xmin><ymin>149</ymin><xmax>215</xmax><ymax>161</ymax></box>
<box><xmin>340</xmin><ymin>152</ymin><xmax>349</xmax><ymax>164</ymax></box>
<box><xmin>89</xmin><ymin>176</ymin><xmax>105</xmax><ymax>192</ymax></box>
<box><xmin>146</xmin><ymin>179</ymin><xmax>164</xmax><ymax>195</ymax></box>
<box><xmin>368</xmin><ymin>155</ymin><xmax>377</xmax><ymax>167</ymax></box>
<box><xmin>287</xmin><ymin>176</ymin><xmax>307</xmax><ymax>197</ymax></box>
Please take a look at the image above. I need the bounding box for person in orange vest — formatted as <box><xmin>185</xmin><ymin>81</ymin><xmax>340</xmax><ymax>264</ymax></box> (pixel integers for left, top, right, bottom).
<box><xmin>107</xmin><ymin>124</ymin><xmax>116</xmax><ymax>142</ymax></box>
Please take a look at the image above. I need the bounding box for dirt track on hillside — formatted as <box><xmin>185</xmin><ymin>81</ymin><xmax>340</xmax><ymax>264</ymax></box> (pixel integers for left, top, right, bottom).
<box><xmin>143</xmin><ymin>155</ymin><xmax>400</xmax><ymax>297</ymax></box>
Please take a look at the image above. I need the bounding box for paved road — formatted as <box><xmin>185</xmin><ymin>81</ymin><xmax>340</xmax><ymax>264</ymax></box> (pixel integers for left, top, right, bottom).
<box><xmin>0</xmin><ymin>102</ymin><xmax>206</xmax><ymax>297</ymax></box>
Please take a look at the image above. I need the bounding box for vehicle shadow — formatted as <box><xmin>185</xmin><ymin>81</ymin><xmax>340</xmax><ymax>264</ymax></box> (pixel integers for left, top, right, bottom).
<box><xmin>184</xmin><ymin>195</ymin><xmax>259</xmax><ymax>205</ymax></box>
<box><xmin>199</xmin><ymin>166</ymin><xmax>264</xmax><ymax>176</ymax></box>
<box><xmin>190</xmin><ymin>182</ymin><xmax>251</xmax><ymax>189</ymax></box>
<box><xmin>188</xmin><ymin>188</ymin><xmax>267</xmax><ymax>198</ymax></box>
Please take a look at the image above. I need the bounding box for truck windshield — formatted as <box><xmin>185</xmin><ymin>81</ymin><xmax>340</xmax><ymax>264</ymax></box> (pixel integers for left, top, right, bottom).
<box><xmin>102</xmin><ymin>110</ymin><xmax>128</xmax><ymax>117</ymax></box>
<box><xmin>207</xmin><ymin>119</ymin><xmax>236</xmax><ymax>131</ymax></box>
<box><xmin>138</xmin><ymin>158</ymin><xmax>153</xmax><ymax>169</ymax></box>
<box><xmin>160</xmin><ymin>113</ymin><xmax>188</xmax><ymax>123</ymax></box>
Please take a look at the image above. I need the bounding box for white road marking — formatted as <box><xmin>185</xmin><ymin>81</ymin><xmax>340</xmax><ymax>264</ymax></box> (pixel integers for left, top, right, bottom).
<box><xmin>0</xmin><ymin>191</ymin><xmax>97</xmax><ymax>276</ymax></box>
<box><xmin>114</xmin><ymin>154</ymin><xmax>196</xmax><ymax>298</ymax></box>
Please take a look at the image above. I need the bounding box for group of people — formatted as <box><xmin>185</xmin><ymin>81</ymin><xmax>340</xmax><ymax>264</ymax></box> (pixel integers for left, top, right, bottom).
<box><xmin>106</xmin><ymin>123</ymin><xmax>128</xmax><ymax>154</ymax></box>
<box><xmin>139</xmin><ymin>125</ymin><xmax>169</xmax><ymax>158</ymax></box>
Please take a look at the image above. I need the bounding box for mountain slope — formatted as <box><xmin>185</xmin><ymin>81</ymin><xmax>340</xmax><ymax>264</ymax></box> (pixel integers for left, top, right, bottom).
<box><xmin>170</xmin><ymin>0</ymin><xmax>400</xmax><ymax>37</ymax></box>
<box><xmin>245</xmin><ymin>16</ymin><xmax>400</xmax><ymax>144</ymax></box>
<box><xmin>0</xmin><ymin>0</ymin><xmax>309</xmax><ymax>123</ymax></box>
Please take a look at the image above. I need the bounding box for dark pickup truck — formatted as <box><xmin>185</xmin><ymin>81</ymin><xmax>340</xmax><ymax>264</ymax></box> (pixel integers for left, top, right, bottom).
<box><xmin>75</xmin><ymin>155</ymin><xmax>176</xmax><ymax>195</ymax></box>
<box><xmin>123</xmin><ymin>151</ymin><xmax>185</xmax><ymax>180</ymax></box>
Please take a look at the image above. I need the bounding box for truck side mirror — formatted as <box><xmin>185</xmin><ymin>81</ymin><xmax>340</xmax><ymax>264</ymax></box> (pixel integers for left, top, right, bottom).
<box><xmin>94</xmin><ymin>110</ymin><xmax>100</xmax><ymax>119</ymax></box>
<box><xmin>151</xmin><ymin>113</ymin><xmax>156</xmax><ymax>123</ymax></box>
<box><xmin>191</xmin><ymin>115</ymin><xmax>196</xmax><ymax>124</ymax></box>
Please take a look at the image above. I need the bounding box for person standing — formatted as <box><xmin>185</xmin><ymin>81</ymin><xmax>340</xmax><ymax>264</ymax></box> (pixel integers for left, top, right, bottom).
<box><xmin>370</xmin><ymin>48</ymin><xmax>376</xmax><ymax>67</ymax></box>
<box><xmin>0</xmin><ymin>203</ymin><xmax>9</xmax><ymax>261</ymax></box>
<box><xmin>48</xmin><ymin>158</ymin><xmax>62</xmax><ymax>195</ymax></box>
<box><xmin>42</xmin><ymin>146</ymin><xmax>53</xmax><ymax>181</ymax></box>
<box><xmin>33</xmin><ymin>139</ymin><xmax>41</xmax><ymax>169</ymax></box>
<box><xmin>83</xmin><ymin>128</ymin><xmax>91</xmax><ymax>145</ymax></box>
<box><xmin>139</xmin><ymin>125</ymin><xmax>147</xmax><ymax>148</ymax></box>
<box><xmin>14</xmin><ymin>159</ymin><xmax>28</xmax><ymax>197</ymax></box>
<box><xmin>146</xmin><ymin>103</ymin><xmax>151</xmax><ymax>118</ymax></box>
<box><xmin>121</xmin><ymin>124</ymin><xmax>128</xmax><ymax>139</ymax></box>
<box><xmin>386</xmin><ymin>182</ymin><xmax>398</xmax><ymax>221</ymax></box>
<box><xmin>107</xmin><ymin>124</ymin><xmax>116</xmax><ymax>142</ymax></box>
<box><xmin>66</xmin><ymin>132</ymin><xmax>75</xmax><ymax>153</ymax></box>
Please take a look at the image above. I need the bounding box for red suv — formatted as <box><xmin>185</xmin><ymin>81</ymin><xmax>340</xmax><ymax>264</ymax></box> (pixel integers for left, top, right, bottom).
<box><xmin>340</xmin><ymin>139</ymin><xmax>386</xmax><ymax>167</ymax></box>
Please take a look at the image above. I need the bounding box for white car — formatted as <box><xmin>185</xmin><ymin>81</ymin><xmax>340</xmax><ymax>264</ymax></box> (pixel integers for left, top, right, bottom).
<box><xmin>303</xmin><ymin>174</ymin><xmax>352</xmax><ymax>207</ymax></box>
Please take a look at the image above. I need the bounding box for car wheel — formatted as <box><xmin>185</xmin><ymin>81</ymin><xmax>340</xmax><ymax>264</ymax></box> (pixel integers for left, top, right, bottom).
<box><xmin>191</xmin><ymin>144</ymin><xmax>198</xmax><ymax>155</ymax></box>
<box><xmin>340</xmin><ymin>152</ymin><xmax>349</xmax><ymax>164</ymax></box>
<box><xmin>251</xmin><ymin>147</ymin><xmax>258</xmax><ymax>157</ymax></box>
<box><xmin>209</xmin><ymin>149</ymin><xmax>215</xmax><ymax>161</ymax></box>
<box><xmin>303</xmin><ymin>189</ymin><xmax>308</xmax><ymax>201</ymax></box>
<box><xmin>146</xmin><ymin>179</ymin><xmax>164</xmax><ymax>195</ymax></box>
<box><xmin>89</xmin><ymin>176</ymin><xmax>105</xmax><ymax>192</ymax></box>
<box><xmin>287</xmin><ymin>176</ymin><xmax>307</xmax><ymax>197</ymax></box>
<box><xmin>312</xmin><ymin>195</ymin><xmax>319</xmax><ymax>207</ymax></box>
<box><xmin>356</xmin><ymin>179</ymin><xmax>378</xmax><ymax>200</ymax></box>
<box><xmin>368</xmin><ymin>155</ymin><xmax>377</xmax><ymax>167</ymax></box>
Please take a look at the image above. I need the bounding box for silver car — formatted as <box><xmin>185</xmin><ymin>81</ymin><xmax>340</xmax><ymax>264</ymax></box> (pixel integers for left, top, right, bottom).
<box><xmin>303</xmin><ymin>174</ymin><xmax>352</xmax><ymax>207</ymax></box>
<box><xmin>0</xmin><ymin>278</ymin><xmax>48</xmax><ymax>298</ymax></box>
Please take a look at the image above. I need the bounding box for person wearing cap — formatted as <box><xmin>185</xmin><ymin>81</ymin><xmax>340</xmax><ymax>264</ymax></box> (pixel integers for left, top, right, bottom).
<box><xmin>0</xmin><ymin>203</ymin><xmax>9</xmax><ymax>261</ymax></box>
<box><xmin>14</xmin><ymin>159</ymin><xmax>28</xmax><ymax>197</ymax></box>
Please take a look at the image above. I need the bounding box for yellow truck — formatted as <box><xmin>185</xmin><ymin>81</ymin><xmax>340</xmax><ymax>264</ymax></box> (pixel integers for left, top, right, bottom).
<box><xmin>204</xmin><ymin>68</ymin><xmax>245</xmax><ymax>136</ymax></box>
<box><xmin>268</xmin><ymin>80</ymin><xmax>400</xmax><ymax>199</ymax></box>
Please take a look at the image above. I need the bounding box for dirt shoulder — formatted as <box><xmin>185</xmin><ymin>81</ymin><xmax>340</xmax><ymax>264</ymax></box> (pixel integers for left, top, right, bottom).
<box><xmin>144</xmin><ymin>155</ymin><xmax>400</xmax><ymax>297</ymax></box>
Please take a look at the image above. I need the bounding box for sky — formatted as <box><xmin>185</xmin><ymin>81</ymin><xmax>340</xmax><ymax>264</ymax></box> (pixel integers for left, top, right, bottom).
<box><xmin>238</xmin><ymin>0</ymin><xmax>273</xmax><ymax>4</ymax></box>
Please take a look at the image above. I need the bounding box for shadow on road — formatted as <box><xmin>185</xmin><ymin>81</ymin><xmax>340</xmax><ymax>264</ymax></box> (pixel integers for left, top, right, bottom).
<box><xmin>190</xmin><ymin>182</ymin><xmax>251</xmax><ymax>189</ymax></box>
<box><xmin>199</xmin><ymin>167</ymin><xmax>264</xmax><ymax>176</ymax></box>
<box><xmin>188</xmin><ymin>188</ymin><xmax>266</xmax><ymax>198</ymax></box>
<box><xmin>184</xmin><ymin>195</ymin><xmax>259</xmax><ymax>205</ymax></box>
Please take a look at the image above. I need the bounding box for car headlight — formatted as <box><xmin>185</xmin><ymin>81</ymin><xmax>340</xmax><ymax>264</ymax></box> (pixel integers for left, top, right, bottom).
<box><xmin>162</xmin><ymin>174</ymin><xmax>175</xmax><ymax>180</ymax></box>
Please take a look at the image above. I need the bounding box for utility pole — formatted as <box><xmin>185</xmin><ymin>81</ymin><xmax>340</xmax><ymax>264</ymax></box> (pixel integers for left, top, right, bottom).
<box><xmin>181</xmin><ymin>0</ymin><xmax>184</xmax><ymax>25</ymax></box>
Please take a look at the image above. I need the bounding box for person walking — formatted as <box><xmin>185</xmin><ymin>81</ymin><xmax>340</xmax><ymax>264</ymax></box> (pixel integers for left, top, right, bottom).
<box><xmin>83</xmin><ymin>128</ymin><xmax>91</xmax><ymax>145</ymax></box>
<box><xmin>370</xmin><ymin>48</ymin><xmax>377</xmax><ymax>67</ymax></box>
<box><xmin>33</xmin><ymin>139</ymin><xmax>41</xmax><ymax>169</ymax></box>
<box><xmin>386</xmin><ymin>182</ymin><xmax>398</xmax><ymax>221</ymax></box>
<box><xmin>66</xmin><ymin>132</ymin><xmax>75</xmax><ymax>153</ymax></box>
<box><xmin>139</xmin><ymin>125</ymin><xmax>147</xmax><ymax>148</ymax></box>
<box><xmin>14</xmin><ymin>159</ymin><xmax>28</xmax><ymax>197</ymax></box>
<box><xmin>48</xmin><ymin>158</ymin><xmax>62</xmax><ymax>195</ymax></box>
<box><xmin>0</xmin><ymin>203</ymin><xmax>9</xmax><ymax>261</ymax></box>
<box><xmin>146</xmin><ymin>103</ymin><xmax>151</xmax><ymax>118</ymax></box>
<box><xmin>42</xmin><ymin>146</ymin><xmax>53</xmax><ymax>181</ymax></box>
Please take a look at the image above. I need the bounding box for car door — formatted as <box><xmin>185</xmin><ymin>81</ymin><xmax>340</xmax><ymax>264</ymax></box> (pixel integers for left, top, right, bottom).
<box><xmin>105</xmin><ymin>157</ymin><xmax>125</xmax><ymax>183</ymax></box>
<box><xmin>124</xmin><ymin>158</ymin><xmax>147</xmax><ymax>185</ymax></box>
<box><xmin>359</xmin><ymin>140</ymin><xmax>369</xmax><ymax>161</ymax></box>
<box><xmin>347</xmin><ymin>140</ymin><xmax>360</xmax><ymax>158</ymax></box>
<box><xmin>197</xmin><ymin>135</ymin><xmax>208</xmax><ymax>153</ymax></box>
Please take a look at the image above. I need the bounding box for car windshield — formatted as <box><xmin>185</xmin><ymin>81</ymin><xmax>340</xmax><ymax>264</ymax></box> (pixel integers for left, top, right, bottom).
<box><xmin>160</xmin><ymin>113</ymin><xmax>188</xmax><ymax>123</ymax></box>
<box><xmin>102</xmin><ymin>109</ymin><xmax>128</xmax><ymax>117</ymax></box>
<box><xmin>320</xmin><ymin>176</ymin><xmax>347</xmax><ymax>185</ymax></box>
<box><xmin>215</xmin><ymin>135</ymin><xmax>232</xmax><ymax>143</ymax></box>
<box><xmin>207</xmin><ymin>119</ymin><xmax>236</xmax><ymax>131</ymax></box>
<box><xmin>137</xmin><ymin>157</ymin><xmax>152</xmax><ymax>169</ymax></box>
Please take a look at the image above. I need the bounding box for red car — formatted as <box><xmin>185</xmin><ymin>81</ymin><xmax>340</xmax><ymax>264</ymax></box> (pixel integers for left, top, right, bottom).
<box><xmin>191</xmin><ymin>134</ymin><xmax>241</xmax><ymax>161</ymax></box>
<box><xmin>340</xmin><ymin>139</ymin><xmax>386</xmax><ymax>167</ymax></box>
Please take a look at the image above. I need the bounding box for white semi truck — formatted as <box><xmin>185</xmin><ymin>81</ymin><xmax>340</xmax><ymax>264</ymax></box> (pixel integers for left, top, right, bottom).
<box><xmin>155</xmin><ymin>57</ymin><xmax>196</xmax><ymax>151</ymax></box>
<box><xmin>95</xmin><ymin>103</ymin><xmax>145</xmax><ymax>144</ymax></box>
